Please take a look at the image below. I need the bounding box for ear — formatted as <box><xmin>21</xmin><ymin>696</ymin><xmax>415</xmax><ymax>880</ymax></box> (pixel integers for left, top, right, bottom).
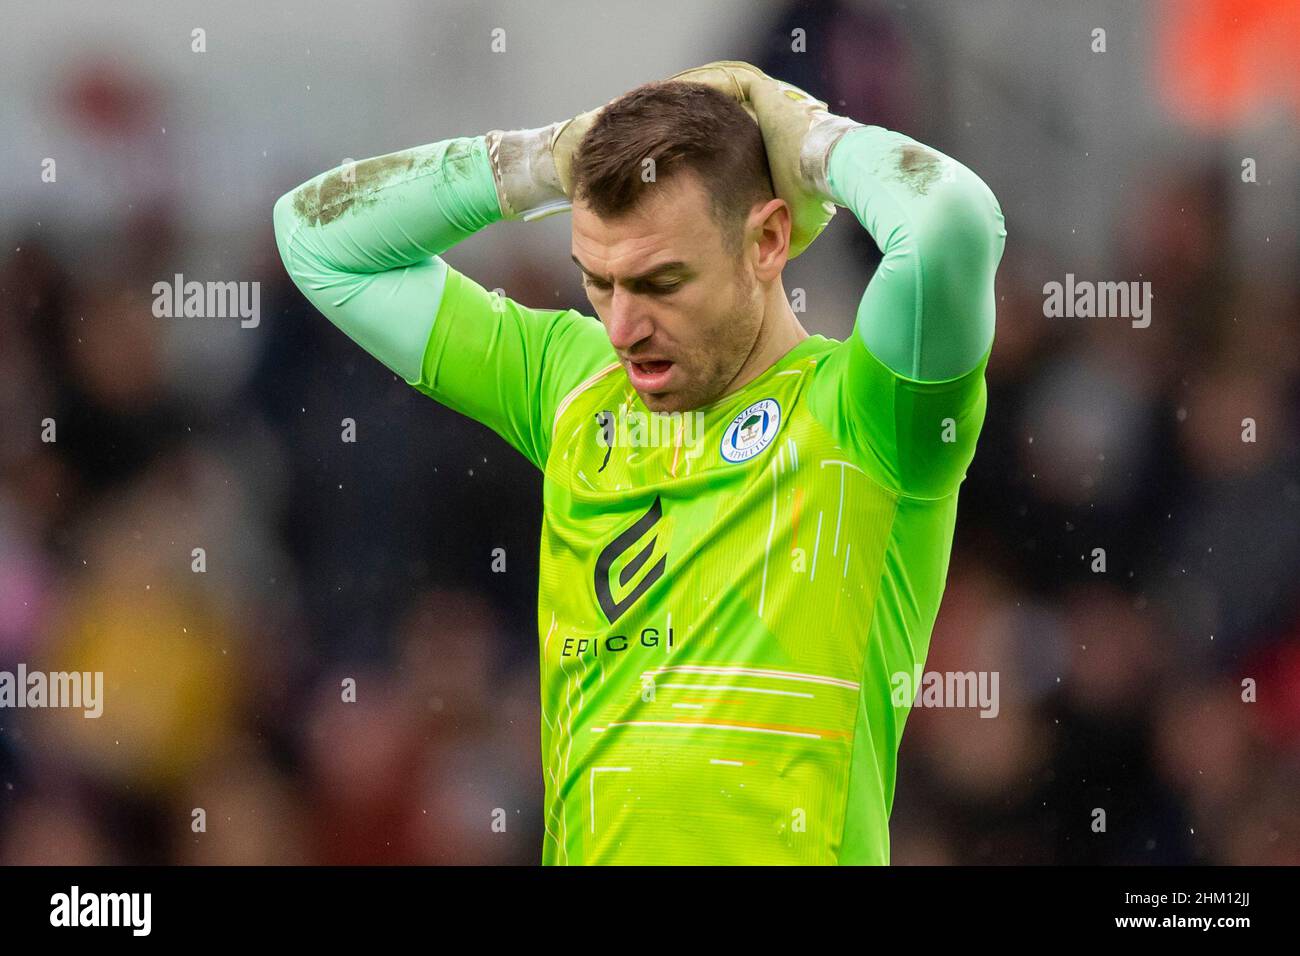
<box><xmin>748</xmin><ymin>197</ymin><xmax>791</xmax><ymax>282</ymax></box>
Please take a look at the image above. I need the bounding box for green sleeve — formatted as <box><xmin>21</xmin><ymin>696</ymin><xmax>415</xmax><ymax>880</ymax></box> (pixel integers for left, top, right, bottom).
<box><xmin>811</xmin><ymin>125</ymin><xmax>1006</xmax><ymax>498</ymax></box>
<box><xmin>273</xmin><ymin>134</ymin><xmax>615</xmax><ymax>471</ymax></box>
<box><xmin>414</xmin><ymin>266</ymin><xmax>616</xmax><ymax>470</ymax></box>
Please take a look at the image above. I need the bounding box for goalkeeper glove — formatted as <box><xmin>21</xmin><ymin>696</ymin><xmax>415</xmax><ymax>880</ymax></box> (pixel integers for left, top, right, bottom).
<box><xmin>484</xmin><ymin>97</ymin><xmax>618</xmax><ymax>221</ymax></box>
<box><xmin>665</xmin><ymin>60</ymin><xmax>862</xmax><ymax>258</ymax></box>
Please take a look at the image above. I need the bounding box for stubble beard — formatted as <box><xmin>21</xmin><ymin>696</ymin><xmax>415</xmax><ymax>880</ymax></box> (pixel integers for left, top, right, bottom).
<box><xmin>649</xmin><ymin>264</ymin><xmax>758</xmax><ymax>414</ymax></box>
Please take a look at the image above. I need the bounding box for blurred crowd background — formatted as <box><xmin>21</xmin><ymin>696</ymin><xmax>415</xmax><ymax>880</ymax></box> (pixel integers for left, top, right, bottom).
<box><xmin>2</xmin><ymin>0</ymin><xmax>1298</xmax><ymax>864</ymax></box>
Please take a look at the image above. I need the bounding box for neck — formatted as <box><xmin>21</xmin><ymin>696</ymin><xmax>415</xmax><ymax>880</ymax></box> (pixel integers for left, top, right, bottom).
<box><xmin>720</xmin><ymin>278</ymin><xmax>809</xmax><ymax>398</ymax></box>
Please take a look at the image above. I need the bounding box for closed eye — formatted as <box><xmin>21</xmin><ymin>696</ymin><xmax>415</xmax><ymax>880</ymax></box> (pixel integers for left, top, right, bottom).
<box><xmin>581</xmin><ymin>275</ymin><xmax>685</xmax><ymax>295</ymax></box>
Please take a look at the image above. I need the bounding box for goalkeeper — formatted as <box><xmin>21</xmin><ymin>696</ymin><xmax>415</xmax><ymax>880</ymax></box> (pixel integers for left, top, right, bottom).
<box><xmin>273</xmin><ymin>62</ymin><xmax>1006</xmax><ymax>865</ymax></box>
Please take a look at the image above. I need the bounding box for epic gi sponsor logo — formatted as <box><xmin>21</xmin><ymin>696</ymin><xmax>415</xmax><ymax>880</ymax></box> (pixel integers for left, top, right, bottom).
<box><xmin>720</xmin><ymin>398</ymin><xmax>781</xmax><ymax>463</ymax></box>
<box><xmin>560</xmin><ymin>623</ymin><xmax>674</xmax><ymax>659</ymax></box>
<box><xmin>594</xmin><ymin>494</ymin><xmax>666</xmax><ymax>624</ymax></box>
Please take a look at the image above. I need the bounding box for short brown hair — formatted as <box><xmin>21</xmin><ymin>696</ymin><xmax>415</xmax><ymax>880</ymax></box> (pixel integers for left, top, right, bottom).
<box><xmin>571</xmin><ymin>81</ymin><xmax>774</xmax><ymax>257</ymax></box>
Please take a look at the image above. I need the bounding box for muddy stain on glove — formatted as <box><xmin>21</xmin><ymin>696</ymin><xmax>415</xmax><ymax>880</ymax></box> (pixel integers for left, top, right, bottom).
<box><xmin>895</xmin><ymin>145</ymin><xmax>942</xmax><ymax>196</ymax></box>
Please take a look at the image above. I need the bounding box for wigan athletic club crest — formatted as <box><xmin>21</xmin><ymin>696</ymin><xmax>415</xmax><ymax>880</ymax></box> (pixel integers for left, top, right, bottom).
<box><xmin>720</xmin><ymin>398</ymin><xmax>781</xmax><ymax>463</ymax></box>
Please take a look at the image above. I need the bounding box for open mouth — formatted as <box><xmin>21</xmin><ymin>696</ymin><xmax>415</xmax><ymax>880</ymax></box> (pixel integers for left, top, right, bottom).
<box><xmin>627</xmin><ymin>359</ymin><xmax>675</xmax><ymax>391</ymax></box>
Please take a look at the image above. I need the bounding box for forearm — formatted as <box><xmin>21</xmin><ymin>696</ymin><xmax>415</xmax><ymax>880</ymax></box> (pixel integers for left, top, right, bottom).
<box><xmin>826</xmin><ymin>125</ymin><xmax>1006</xmax><ymax>382</ymax></box>
<box><xmin>272</xmin><ymin>135</ymin><xmax>503</xmax><ymax>383</ymax></box>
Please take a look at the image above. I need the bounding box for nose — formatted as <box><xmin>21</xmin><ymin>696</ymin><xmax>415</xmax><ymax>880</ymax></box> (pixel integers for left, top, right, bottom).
<box><xmin>603</xmin><ymin>287</ymin><xmax>653</xmax><ymax>352</ymax></box>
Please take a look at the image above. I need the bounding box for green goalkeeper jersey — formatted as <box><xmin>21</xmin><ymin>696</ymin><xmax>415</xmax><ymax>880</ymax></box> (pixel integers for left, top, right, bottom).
<box><xmin>274</xmin><ymin>123</ymin><xmax>1006</xmax><ymax>865</ymax></box>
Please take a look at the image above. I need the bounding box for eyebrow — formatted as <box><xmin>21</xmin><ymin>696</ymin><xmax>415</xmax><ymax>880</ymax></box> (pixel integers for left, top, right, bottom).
<box><xmin>570</xmin><ymin>255</ymin><xmax>689</xmax><ymax>284</ymax></box>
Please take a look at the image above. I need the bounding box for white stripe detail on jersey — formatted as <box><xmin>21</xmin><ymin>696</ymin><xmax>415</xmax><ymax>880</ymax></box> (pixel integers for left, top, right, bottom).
<box><xmin>552</xmin><ymin>360</ymin><xmax>622</xmax><ymax>440</ymax></box>
<box><xmin>641</xmin><ymin>664</ymin><xmax>859</xmax><ymax>690</ymax></box>
<box><xmin>657</xmin><ymin>682</ymin><xmax>814</xmax><ymax>698</ymax></box>
<box><xmin>605</xmin><ymin>720</ymin><xmax>822</xmax><ymax>740</ymax></box>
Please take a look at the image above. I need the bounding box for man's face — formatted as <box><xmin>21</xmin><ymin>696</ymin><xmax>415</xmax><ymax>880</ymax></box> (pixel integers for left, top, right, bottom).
<box><xmin>571</xmin><ymin>171</ymin><xmax>762</xmax><ymax>413</ymax></box>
